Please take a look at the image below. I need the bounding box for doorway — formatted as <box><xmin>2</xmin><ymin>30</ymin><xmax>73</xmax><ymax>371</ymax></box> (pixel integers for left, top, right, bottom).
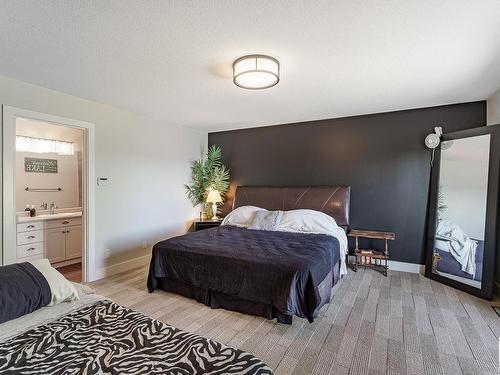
<box><xmin>2</xmin><ymin>106</ymin><xmax>96</xmax><ymax>282</ymax></box>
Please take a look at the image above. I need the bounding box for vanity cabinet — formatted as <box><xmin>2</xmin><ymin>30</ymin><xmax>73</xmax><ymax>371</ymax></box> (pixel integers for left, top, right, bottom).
<box><xmin>45</xmin><ymin>228</ymin><xmax>66</xmax><ymax>263</ymax></box>
<box><xmin>45</xmin><ymin>219</ymin><xmax>82</xmax><ymax>264</ymax></box>
<box><xmin>16</xmin><ymin>221</ymin><xmax>44</xmax><ymax>262</ymax></box>
<box><xmin>66</xmin><ymin>226</ymin><xmax>82</xmax><ymax>260</ymax></box>
<box><xmin>46</xmin><ymin>217</ymin><xmax>82</xmax><ymax>229</ymax></box>
<box><xmin>15</xmin><ymin>214</ymin><xmax>82</xmax><ymax>265</ymax></box>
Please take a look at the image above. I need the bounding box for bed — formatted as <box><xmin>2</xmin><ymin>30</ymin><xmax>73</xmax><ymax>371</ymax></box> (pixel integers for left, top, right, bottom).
<box><xmin>433</xmin><ymin>239</ymin><xmax>484</xmax><ymax>282</ymax></box>
<box><xmin>0</xmin><ymin>261</ymin><xmax>272</xmax><ymax>374</ymax></box>
<box><xmin>148</xmin><ymin>186</ymin><xmax>350</xmax><ymax>324</ymax></box>
<box><xmin>431</xmin><ymin>219</ymin><xmax>484</xmax><ymax>284</ymax></box>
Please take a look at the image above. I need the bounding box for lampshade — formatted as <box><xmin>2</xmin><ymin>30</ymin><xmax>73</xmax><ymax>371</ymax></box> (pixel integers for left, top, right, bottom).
<box><xmin>233</xmin><ymin>55</ymin><xmax>280</xmax><ymax>89</ymax></box>
<box><xmin>206</xmin><ymin>189</ymin><xmax>222</xmax><ymax>203</ymax></box>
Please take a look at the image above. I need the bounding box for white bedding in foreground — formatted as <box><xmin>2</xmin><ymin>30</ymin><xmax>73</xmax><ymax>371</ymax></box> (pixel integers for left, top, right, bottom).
<box><xmin>0</xmin><ymin>283</ymin><xmax>104</xmax><ymax>342</ymax></box>
<box><xmin>223</xmin><ymin>206</ymin><xmax>349</xmax><ymax>275</ymax></box>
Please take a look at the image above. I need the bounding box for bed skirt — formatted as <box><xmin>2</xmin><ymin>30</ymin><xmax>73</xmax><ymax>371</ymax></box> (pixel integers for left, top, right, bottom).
<box><xmin>152</xmin><ymin>260</ymin><xmax>340</xmax><ymax>325</ymax></box>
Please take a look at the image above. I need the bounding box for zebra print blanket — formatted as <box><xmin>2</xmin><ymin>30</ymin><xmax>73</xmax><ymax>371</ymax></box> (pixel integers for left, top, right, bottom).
<box><xmin>0</xmin><ymin>301</ymin><xmax>272</xmax><ymax>375</ymax></box>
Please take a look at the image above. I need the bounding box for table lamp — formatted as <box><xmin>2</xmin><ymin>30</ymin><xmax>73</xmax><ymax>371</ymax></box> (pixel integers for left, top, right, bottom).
<box><xmin>206</xmin><ymin>189</ymin><xmax>222</xmax><ymax>220</ymax></box>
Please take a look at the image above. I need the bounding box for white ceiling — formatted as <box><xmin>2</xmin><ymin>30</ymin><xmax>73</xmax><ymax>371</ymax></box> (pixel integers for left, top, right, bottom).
<box><xmin>1</xmin><ymin>1</ymin><xmax>499</xmax><ymax>132</ymax></box>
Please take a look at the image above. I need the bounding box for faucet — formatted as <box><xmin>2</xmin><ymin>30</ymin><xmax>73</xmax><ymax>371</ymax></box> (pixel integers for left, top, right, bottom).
<box><xmin>40</xmin><ymin>202</ymin><xmax>48</xmax><ymax>210</ymax></box>
<box><xmin>49</xmin><ymin>202</ymin><xmax>57</xmax><ymax>214</ymax></box>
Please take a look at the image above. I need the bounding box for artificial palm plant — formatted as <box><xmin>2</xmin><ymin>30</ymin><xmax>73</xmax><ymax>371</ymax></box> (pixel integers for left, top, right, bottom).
<box><xmin>185</xmin><ymin>145</ymin><xmax>230</xmax><ymax>217</ymax></box>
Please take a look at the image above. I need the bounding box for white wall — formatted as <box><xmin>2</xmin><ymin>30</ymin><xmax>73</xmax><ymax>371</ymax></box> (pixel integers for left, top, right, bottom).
<box><xmin>0</xmin><ymin>75</ymin><xmax>207</xmax><ymax>275</ymax></box>
<box><xmin>16</xmin><ymin>152</ymin><xmax>80</xmax><ymax>211</ymax></box>
<box><xmin>487</xmin><ymin>88</ymin><xmax>500</xmax><ymax>125</ymax></box>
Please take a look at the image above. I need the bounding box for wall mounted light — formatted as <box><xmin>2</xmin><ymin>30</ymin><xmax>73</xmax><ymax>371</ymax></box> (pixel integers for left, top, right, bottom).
<box><xmin>16</xmin><ymin>136</ymin><xmax>74</xmax><ymax>155</ymax></box>
<box><xmin>233</xmin><ymin>55</ymin><xmax>280</xmax><ymax>90</ymax></box>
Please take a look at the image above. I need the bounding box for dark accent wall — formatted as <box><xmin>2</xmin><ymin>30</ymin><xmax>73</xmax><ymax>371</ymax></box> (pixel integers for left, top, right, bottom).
<box><xmin>209</xmin><ymin>102</ymin><xmax>486</xmax><ymax>265</ymax></box>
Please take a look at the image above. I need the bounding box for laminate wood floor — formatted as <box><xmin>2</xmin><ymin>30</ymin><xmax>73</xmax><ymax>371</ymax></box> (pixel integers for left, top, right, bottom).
<box><xmin>89</xmin><ymin>266</ymin><xmax>500</xmax><ymax>374</ymax></box>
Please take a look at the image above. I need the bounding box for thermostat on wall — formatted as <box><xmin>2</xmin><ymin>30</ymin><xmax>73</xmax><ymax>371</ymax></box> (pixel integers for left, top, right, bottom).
<box><xmin>97</xmin><ymin>177</ymin><xmax>110</xmax><ymax>186</ymax></box>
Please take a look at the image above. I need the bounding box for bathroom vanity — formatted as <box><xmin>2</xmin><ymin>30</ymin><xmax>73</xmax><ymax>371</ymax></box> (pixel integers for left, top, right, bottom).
<box><xmin>16</xmin><ymin>211</ymin><xmax>82</xmax><ymax>266</ymax></box>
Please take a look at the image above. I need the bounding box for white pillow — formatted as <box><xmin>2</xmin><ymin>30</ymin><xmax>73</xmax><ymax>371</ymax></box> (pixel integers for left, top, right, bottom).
<box><xmin>248</xmin><ymin>210</ymin><xmax>283</xmax><ymax>231</ymax></box>
<box><xmin>278</xmin><ymin>209</ymin><xmax>339</xmax><ymax>234</ymax></box>
<box><xmin>29</xmin><ymin>259</ymin><xmax>79</xmax><ymax>305</ymax></box>
<box><xmin>221</xmin><ymin>206</ymin><xmax>267</xmax><ymax>228</ymax></box>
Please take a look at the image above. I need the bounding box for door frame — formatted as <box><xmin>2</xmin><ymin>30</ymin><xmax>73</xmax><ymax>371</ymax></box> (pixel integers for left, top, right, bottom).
<box><xmin>1</xmin><ymin>105</ymin><xmax>96</xmax><ymax>282</ymax></box>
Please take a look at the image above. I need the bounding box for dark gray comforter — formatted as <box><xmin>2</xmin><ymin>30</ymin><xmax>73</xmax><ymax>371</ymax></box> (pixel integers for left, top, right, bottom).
<box><xmin>148</xmin><ymin>225</ymin><xmax>340</xmax><ymax>321</ymax></box>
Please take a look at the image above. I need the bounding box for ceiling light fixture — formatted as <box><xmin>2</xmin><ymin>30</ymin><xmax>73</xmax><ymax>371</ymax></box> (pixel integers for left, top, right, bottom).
<box><xmin>233</xmin><ymin>55</ymin><xmax>280</xmax><ymax>90</ymax></box>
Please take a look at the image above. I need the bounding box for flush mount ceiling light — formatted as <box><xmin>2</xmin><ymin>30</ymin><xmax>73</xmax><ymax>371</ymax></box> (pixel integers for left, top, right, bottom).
<box><xmin>233</xmin><ymin>55</ymin><xmax>280</xmax><ymax>90</ymax></box>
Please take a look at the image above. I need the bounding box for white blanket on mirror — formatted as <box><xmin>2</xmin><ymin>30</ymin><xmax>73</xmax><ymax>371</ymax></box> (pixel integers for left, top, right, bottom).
<box><xmin>436</xmin><ymin>219</ymin><xmax>477</xmax><ymax>276</ymax></box>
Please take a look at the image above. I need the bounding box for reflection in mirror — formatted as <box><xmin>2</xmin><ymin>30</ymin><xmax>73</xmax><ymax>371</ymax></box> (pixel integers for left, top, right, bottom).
<box><xmin>431</xmin><ymin>135</ymin><xmax>490</xmax><ymax>289</ymax></box>
<box><xmin>15</xmin><ymin>118</ymin><xmax>84</xmax><ymax>212</ymax></box>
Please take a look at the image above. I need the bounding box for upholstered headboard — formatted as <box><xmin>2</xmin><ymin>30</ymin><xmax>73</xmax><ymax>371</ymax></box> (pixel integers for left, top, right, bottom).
<box><xmin>232</xmin><ymin>186</ymin><xmax>351</xmax><ymax>228</ymax></box>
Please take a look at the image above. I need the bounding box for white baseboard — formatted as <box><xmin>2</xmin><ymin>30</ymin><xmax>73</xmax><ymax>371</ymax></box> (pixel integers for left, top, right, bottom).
<box><xmin>347</xmin><ymin>255</ymin><xmax>424</xmax><ymax>274</ymax></box>
<box><xmin>94</xmin><ymin>254</ymin><xmax>151</xmax><ymax>280</ymax></box>
<box><xmin>388</xmin><ymin>260</ymin><xmax>425</xmax><ymax>274</ymax></box>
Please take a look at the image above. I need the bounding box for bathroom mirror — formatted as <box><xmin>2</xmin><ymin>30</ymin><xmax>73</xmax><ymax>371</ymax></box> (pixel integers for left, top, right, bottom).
<box><xmin>15</xmin><ymin>118</ymin><xmax>84</xmax><ymax>213</ymax></box>
<box><xmin>425</xmin><ymin>125</ymin><xmax>500</xmax><ymax>299</ymax></box>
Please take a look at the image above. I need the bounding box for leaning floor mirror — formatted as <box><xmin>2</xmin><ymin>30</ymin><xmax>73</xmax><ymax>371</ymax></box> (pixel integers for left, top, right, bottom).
<box><xmin>425</xmin><ymin>125</ymin><xmax>500</xmax><ymax>299</ymax></box>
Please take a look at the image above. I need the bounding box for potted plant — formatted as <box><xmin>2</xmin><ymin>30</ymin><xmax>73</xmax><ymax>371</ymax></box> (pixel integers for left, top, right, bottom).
<box><xmin>185</xmin><ymin>145</ymin><xmax>230</xmax><ymax>219</ymax></box>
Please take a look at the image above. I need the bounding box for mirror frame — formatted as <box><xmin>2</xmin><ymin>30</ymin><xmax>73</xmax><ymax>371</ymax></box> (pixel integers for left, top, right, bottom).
<box><xmin>425</xmin><ymin>125</ymin><xmax>500</xmax><ymax>300</ymax></box>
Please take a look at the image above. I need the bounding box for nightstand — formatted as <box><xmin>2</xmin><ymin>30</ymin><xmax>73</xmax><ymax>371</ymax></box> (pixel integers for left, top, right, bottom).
<box><xmin>193</xmin><ymin>219</ymin><xmax>222</xmax><ymax>231</ymax></box>
<box><xmin>348</xmin><ymin>229</ymin><xmax>395</xmax><ymax>276</ymax></box>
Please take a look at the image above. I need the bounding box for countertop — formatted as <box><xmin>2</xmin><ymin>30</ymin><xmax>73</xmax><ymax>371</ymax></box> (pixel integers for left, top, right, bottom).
<box><xmin>17</xmin><ymin>211</ymin><xmax>82</xmax><ymax>223</ymax></box>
